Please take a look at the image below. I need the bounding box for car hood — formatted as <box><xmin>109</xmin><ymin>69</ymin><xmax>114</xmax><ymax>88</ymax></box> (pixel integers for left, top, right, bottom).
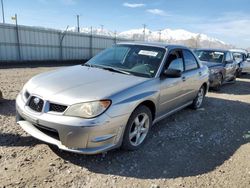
<box><xmin>26</xmin><ymin>65</ymin><xmax>148</xmax><ymax>105</ymax></box>
<box><xmin>201</xmin><ymin>61</ymin><xmax>222</xmax><ymax>68</ymax></box>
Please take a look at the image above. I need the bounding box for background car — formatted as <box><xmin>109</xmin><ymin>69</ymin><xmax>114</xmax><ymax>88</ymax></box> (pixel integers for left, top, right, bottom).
<box><xmin>16</xmin><ymin>42</ymin><xmax>209</xmax><ymax>154</ymax></box>
<box><xmin>230</xmin><ymin>49</ymin><xmax>249</xmax><ymax>76</ymax></box>
<box><xmin>241</xmin><ymin>52</ymin><xmax>250</xmax><ymax>74</ymax></box>
<box><xmin>194</xmin><ymin>49</ymin><xmax>237</xmax><ymax>90</ymax></box>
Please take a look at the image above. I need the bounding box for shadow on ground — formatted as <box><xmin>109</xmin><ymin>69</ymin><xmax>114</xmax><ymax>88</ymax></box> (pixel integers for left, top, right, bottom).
<box><xmin>0</xmin><ymin>133</ymin><xmax>41</xmax><ymax>147</ymax></box>
<box><xmin>47</xmin><ymin>97</ymin><xmax>250</xmax><ymax>179</ymax></box>
<box><xmin>0</xmin><ymin>99</ymin><xmax>16</xmax><ymax>116</ymax></box>
<box><xmin>210</xmin><ymin>74</ymin><xmax>250</xmax><ymax>95</ymax></box>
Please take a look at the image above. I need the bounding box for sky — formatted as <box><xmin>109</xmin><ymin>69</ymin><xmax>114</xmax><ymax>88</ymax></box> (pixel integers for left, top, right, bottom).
<box><xmin>1</xmin><ymin>0</ymin><xmax>250</xmax><ymax>48</ymax></box>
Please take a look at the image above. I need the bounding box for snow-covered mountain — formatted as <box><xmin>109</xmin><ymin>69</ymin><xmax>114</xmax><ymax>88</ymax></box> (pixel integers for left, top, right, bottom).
<box><xmin>68</xmin><ymin>27</ymin><xmax>115</xmax><ymax>36</ymax></box>
<box><xmin>67</xmin><ymin>27</ymin><xmax>233</xmax><ymax>49</ymax></box>
<box><xmin>119</xmin><ymin>28</ymin><xmax>231</xmax><ymax>49</ymax></box>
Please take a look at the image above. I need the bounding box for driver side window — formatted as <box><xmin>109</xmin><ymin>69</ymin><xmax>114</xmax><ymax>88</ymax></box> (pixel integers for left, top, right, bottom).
<box><xmin>166</xmin><ymin>50</ymin><xmax>184</xmax><ymax>72</ymax></box>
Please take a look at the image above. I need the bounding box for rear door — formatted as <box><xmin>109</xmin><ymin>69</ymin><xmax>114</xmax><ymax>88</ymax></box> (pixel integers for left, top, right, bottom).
<box><xmin>224</xmin><ymin>52</ymin><xmax>237</xmax><ymax>80</ymax></box>
<box><xmin>181</xmin><ymin>49</ymin><xmax>202</xmax><ymax>102</ymax></box>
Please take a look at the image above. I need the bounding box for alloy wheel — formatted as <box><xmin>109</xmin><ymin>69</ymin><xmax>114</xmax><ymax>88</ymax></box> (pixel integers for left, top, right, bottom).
<box><xmin>129</xmin><ymin>113</ymin><xmax>150</xmax><ymax>147</ymax></box>
<box><xmin>196</xmin><ymin>87</ymin><xmax>204</xmax><ymax>108</ymax></box>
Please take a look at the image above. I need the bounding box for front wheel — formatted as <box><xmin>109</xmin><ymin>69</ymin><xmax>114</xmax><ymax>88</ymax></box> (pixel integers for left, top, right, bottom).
<box><xmin>122</xmin><ymin>105</ymin><xmax>152</xmax><ymax>151</ymax></box>
<box><xmin>191</xmin><ymin>86</ymin><xmax>205</xmax><ymax>109</ymax></box>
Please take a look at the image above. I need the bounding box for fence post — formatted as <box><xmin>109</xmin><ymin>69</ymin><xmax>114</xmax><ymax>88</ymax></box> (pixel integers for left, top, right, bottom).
<box><xmin>59</xmin><ymin>32</ymin><xmax>63</xmax><ymax>60</ymax></box>
<box><xmin>14</xmin><ymin>14</ymin><xmax>21</xmax><ymax>61</ymax></box>
<box><xmin>59</xmin><ymin>26</ymin><xmax>69</xmax><ymax>61</ymax></box>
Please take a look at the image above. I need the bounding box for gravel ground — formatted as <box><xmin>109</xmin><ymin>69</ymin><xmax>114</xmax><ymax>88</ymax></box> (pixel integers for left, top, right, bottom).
<box><xmin>0</xmin><ymin>66</ymin><xmax>250</xmax><ymax>188</ymax></box>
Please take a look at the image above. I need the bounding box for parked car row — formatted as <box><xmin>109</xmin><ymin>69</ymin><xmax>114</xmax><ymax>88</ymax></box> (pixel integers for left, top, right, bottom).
<box><xmin>194</xmin><ymin>48</ymin><xmax>250</xmax><ymax>90</ymax></box>
<box><xmin>15</xmin><ymin>42</ymin><xmax>249</xmax><ymax>155</ymax></box>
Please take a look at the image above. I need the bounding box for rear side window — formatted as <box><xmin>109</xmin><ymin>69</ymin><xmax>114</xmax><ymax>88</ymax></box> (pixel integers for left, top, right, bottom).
<box><xmin>183</xmin><ymin>50</ymin><xmax>199</xmax><ymax>71</ymax></box>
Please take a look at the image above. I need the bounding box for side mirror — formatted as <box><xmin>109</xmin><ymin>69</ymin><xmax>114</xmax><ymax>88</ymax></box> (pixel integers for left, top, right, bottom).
<box><xmin>163</xmin><ymin>69</ymin><xmax>182</xmax><ymax>78</ymax></box>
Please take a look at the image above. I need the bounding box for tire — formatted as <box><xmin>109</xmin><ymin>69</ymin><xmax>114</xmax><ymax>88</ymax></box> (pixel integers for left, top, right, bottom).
<box><xmin>230</xmin><ymin>72</ymin><xmax>237</xmax><ymax>82</ymax></box>
<box><xmin>213</xmin><ymin>73</ymin><xmax>223</xmax><ymax>91</ymax></box>
<box><xmin>122</xmin><ymin>105</ymin><xmax>152</xmax><ymax>151</ymax></box>
<box><xmin>236</xmin><ymin>69</ymin><xmax>242</xmax><ymax>78</ymax></box>
<box><xmin>191</xmin><ymin>86</ymin><xmax>205</xmax><ymax>109</ymax></box>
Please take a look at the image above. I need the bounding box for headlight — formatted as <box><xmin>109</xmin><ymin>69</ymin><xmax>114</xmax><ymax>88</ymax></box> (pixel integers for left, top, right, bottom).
<box><xmin>209</xmin><ymin>68</ymin><xmax>219</xmax><ymax>74</ymax></box>
<box><xmin>64</xmin><ymin>100</ymin><xmax>111</xmax><ymax>118</ymax></box>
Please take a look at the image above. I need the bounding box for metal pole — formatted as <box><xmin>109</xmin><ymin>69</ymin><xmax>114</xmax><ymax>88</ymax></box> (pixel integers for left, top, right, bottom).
<box><xmin>89</xmin><ymin>26</ymin><xmax>93</xmax><ymax>58</ymax></box>
<box><xmin>158</xmin><ymin>30</ymin><xmax>162</xmax><ymax>42</ymax></box>
<box><xmin>114</xmin><ymin>30</ymin><xmax>117</xmax><ymax>44</ymax></box>
<box><xmin>1</xmin><ymin>0</ymin><xmax>5</xmax><ymax>24</ymax></box>
<box><xmin>143</xmin><ymin>24</ymin><xmax>146</xmax><ymax>41</ymax></box>
<box><xmin>15</xmin><ymin>14</ymin><xmax>21</xmax><ymax>60</ymax></box>
<box><xmin>59</xmin><ymin>25</ymin><xmax>69</xmax><ymax>60</ymax></box>
<box><xmin>77</xmin><ymin>15</ymin><xmax>80</xmax><ymax>32</ymax></box>
<box><xmin>100</xmin><ymin>25</ymin><xmax>104</xmax><ymax>34</ymax></box>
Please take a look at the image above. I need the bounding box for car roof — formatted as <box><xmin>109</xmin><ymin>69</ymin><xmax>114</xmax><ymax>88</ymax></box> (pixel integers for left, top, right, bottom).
<box><xmin>117</xmin><ymin>41</ymin><xmax>189</xmax><ymax>50</ymax></box>
<box><xmin>195</xmin><ymin>48</ymin><xmax>229</xmax><ymax>53</ymax></box>
<box><xmin>229</xmin><ymin>49</ymin><xmax>248</xmax><ymax>55</ymax></box>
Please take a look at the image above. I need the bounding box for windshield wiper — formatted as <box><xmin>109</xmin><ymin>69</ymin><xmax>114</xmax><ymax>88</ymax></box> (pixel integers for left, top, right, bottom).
<box><xmin>83</xmin><ymin>63</ymin><xmax>92</xmax><ymax>67</ymax></box>
<box><xmin>100</xmin><ymin>66</ymin><xmax>131</xmax><ymax>75</ymax></box>
<box><xmin>83</xmin><ymin>64</ymin><xmax>130</xmax><ymax>75</ymax></box>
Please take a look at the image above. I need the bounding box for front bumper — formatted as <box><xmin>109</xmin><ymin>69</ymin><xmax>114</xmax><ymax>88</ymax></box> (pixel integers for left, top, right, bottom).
<box><xmin>208</xmin><ymin>73</ymin><xmax>221</xmax><ymax>88</ymax></box>
<box><xmin>16</xmin><ymin>93</ymin><xmax>129</xmax><ymax>154</ymax></box>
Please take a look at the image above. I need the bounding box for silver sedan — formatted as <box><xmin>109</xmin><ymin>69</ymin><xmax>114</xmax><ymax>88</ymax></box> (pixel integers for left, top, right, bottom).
<box><xmin>16</xmin><ymin>42</ymin><xmax>209</xmax><ymax>154</ymax></box>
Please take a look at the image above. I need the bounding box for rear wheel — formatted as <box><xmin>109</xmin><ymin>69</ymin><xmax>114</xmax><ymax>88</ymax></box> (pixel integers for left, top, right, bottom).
<box><xmin>230</xmin><ymin>71</ymin><xmax>237</xmax><ymax>82</ymax></box>
<box><xmin>122</xmin><ymin>106</ymin><xmax>152</xmax><ymax>151</ymax></box>
<box><xmin>236</xmin><ymin>68</ymin><xmax>242</xmax><ymax>78</ymax></box>
<box><xmin>191</xmin><ymin>86</ymin><xmax>205</xmax><ymax>109</ymax></box>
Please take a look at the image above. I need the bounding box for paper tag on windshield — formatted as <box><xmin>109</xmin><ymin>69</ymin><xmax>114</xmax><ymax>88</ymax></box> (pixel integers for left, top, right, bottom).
<box><xmin>138</xmin><ymin>50</ymin><xmax>158</xmax><ymax>57</ymax></box>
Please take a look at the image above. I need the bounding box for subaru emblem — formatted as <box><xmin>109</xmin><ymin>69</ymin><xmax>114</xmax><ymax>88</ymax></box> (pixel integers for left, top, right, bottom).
<box><xmin>33</xmin><ymin>97</ymin><xmax>40</xmax><ymax>105</ymax></box>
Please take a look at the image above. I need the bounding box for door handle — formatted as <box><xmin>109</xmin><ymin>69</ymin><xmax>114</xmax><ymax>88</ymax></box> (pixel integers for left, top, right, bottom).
<box><xmin>182</xmin><ymin>76</ymin><xmax>186</xmax><ymax>82</ymax></box>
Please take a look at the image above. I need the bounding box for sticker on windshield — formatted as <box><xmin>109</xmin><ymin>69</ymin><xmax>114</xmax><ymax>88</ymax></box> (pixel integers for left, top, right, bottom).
<box><xmin>138</xmin><ymin>50</ymin><xmax>158</xmax><ymax>57</ymax></box>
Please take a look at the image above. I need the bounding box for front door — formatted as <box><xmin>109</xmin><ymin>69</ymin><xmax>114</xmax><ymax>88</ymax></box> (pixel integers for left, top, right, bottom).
<box><xmin>159</xmin><ymin>49</ymin><xmax>186</xmax><ymax>117</ymax></box>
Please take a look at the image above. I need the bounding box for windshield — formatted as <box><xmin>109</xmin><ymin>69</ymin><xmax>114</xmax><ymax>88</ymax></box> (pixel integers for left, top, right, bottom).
<box><xmin>232</xmin><ymin>52</ymin><xmax>243</xmax><ymax>63</ymax></box>
<box><xmin>194</xmin><ymin>50</ymin><xmax>225</xmax><ymax>63</ymax></box>
<box><xmin>86</xmin><ymin>45</ymin><xmax>166</xmax><ymax>78</ymax></box>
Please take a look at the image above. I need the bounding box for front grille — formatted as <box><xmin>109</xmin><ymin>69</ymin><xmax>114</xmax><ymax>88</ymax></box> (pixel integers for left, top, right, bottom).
<box><xmin>34</xmin><ymin>124</ymin><xmax>60</xmax><ymax>140</ymax></box>
<box><xmin>28</xmin><ymin>96</ymin><xmax>44</xmax><ymax>112</ymax></box>
<box><xmin>49</xmin><ymin>103</ymin><xmax>67</xmax><ymax>113</ymax></box>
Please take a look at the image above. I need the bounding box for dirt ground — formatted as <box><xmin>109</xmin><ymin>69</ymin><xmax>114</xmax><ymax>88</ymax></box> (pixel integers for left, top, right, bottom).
<box><xmin>0</xmin><ymin>66</ymin><xmax>250</xmax><ymax>188</ymax></box>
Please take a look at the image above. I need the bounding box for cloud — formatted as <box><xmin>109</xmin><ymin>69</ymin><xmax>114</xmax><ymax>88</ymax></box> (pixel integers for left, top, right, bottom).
<box><xmin>123</xmin><ymin>2</ymin><xmax>145</xmax><ymax>8</ymax></box>
<box><xmin>146</xmin><ymin>9</ymin><xmax>168</xmax><ymax>16</ymax></box>
<box><xmin>188</xmin><ymin>12</ymin><xmax>250</xmax><ymax>48</ymax></box>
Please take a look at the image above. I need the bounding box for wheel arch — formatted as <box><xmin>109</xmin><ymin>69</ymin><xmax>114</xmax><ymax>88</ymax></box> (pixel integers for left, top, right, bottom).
<box><xmin>136</xmin><ymin>100</ymin><xmax>156</xmax><ymax>121</ymax></box>
<box><xmin>202</xmin><ymin>82</ymin><xmax>208</xmax><ymax>95</ymax></box>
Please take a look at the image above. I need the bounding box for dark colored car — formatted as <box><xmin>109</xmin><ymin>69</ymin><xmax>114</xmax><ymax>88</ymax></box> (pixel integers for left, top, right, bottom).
<box><xmin>194</xmin><ymin>49</ymin><xmax>237</xmax><ymax>90</ymax></box>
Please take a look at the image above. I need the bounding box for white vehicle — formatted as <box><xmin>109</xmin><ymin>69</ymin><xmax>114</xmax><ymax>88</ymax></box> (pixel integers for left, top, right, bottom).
<box><xmin>230</xmin><ymin>49</ymin><xmax>250</xmax><ymax>74</ymax></box>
